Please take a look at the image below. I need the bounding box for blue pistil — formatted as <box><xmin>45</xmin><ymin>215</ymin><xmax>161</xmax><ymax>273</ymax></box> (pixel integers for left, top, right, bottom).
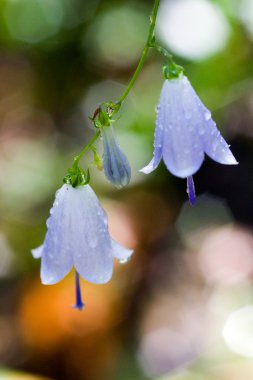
<box><xmin>73</xmin><ymin>271</ymin><xmax>85</xmax><ymax>311</ymax></box>
<box><xmin>187</xmin><ymin>176</ymin><xmax>196</xmax><ymax>206</ymax></box>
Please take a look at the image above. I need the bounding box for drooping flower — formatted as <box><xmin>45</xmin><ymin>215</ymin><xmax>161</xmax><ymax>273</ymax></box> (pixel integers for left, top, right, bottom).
<box><xmin>101</xmin><ymin>124</ymin><xmax>131</xmax><ymax>189</ymax></box>
<box><xmin>32</xmin><ymin>184</ymin><xmax>133</xmax><ymax>309</ymax></box>
<box><xmin>140</xmin><ymin>73</ymin><xmax>238</xmax><ymax>205</ymax></box>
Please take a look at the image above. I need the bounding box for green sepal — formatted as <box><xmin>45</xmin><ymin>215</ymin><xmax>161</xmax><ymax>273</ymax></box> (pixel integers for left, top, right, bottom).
<box><xmin>93</xmin><ymin>119</ymin><xmax>102</xmax><ymax>129</ymax></box>
<box><xmin>91</xmin><ymin>147</ymin><xmax>103</xmax><ymax>171</ymax></box>
<box><xmin>89</xmin><ymin>102</ymin><xmax>120</xmax><ymax>130</ymax></box>
<box><xmin>163</xmin><ymin>61</ymin><xmax>184</xmax><ymax>80</ymax></box>
<box><xmin>102</xmin><ymin>101</ymin><xmax>120</xmax><ymax>116</ymax></box>
<box><xmin>99</xmin><ymin>111</ymin><xmax>111</xmax><ymax>127</ymax></box>
<box><xmin>63</xmin><ymin>166</ymin><xmax>90</xmax><ymax>188</ymax></box>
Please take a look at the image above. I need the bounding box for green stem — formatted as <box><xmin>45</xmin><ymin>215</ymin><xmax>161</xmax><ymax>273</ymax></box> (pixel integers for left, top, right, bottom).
<box><xmin>152</xmin><ymin>44</ymin><xmax>173</xmax><ymax>60</ymax></box>
<box><xmin>71</xmin><ymin>0</ymin><xmax>161</xmax><ymax>168</ymax></box>
<box><xmin>73</xmin><ymin>131</ymin><xmax>100</xmax><ymax>166</ymax></box>
<box><xmin>117</xmin><ymin>0</ymin><xmax>160</xmax><ymax>105</ymax></box>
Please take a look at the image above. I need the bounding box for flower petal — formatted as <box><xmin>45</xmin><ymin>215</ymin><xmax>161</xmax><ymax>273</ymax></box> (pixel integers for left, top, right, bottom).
<box><xmin>161</xmin><ymin>78</ymin><xmax>204</xmax><ymax>178</ymax></box>
<box><xmin>31</xmin><ymin>244</ymin><xmax>43</xmax><ymax>259</ymax></box>
<box><xmin>140</xmin><ymin>105</ymin><xmax>163</xmax><ymax>174</ymax></box>
<box><xmin>111</xmin><ymin>239</ymin><xmax>133</xmax><ymax>263</ymax></box>
<box><xmin>182</xmin><ymin>76</ymin><xmax>238</xmax><ymax>166</ymax></box>
<box><xmin>202</xmin><ymin>117</ymin><xmax>238</xmax><ymax>165</ymax></box>
<box><xmin>41</xmin><ymin>185</ymin><xmax>74</xmax><ymax>285</ymax></box>
<box><xmin>72</xmin><ymin>185</ymin><xmax>114</xmax><ymax>284</ymax></box>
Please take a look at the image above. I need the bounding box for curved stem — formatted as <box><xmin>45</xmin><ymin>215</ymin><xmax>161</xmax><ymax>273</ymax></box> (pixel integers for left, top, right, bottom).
<box><xmin>69</xmin><ymin>0</ymin><xmax>162</xmax><ymax>168</ymax></box>
<box><xmin>117</xmin><ymin>0</ymin><xmax>160</xmax><ymax>105</ymax></box>
<box><xmin>74</xmin><ymin>130</ymin><xmax>100</xmax><ymax>166</ymax></box>
<box><xmin>152</xmin><ymin>44</ymin><xmax>173</xmax><ymax>61</ymax></box>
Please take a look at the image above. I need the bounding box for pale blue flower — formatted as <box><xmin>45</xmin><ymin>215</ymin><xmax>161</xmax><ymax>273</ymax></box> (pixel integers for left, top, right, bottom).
<box><xmin>101</xmin><ymin>124</ymin><xmax>131</xmax><ymax>188</ymax></box>
<box><xmin>32</xmin><ymin>184</ymin><xmax>133</xmax><ymax>309</ymax></box>
<box><xmin>140</xmin><ymin>75</ymin><xmax>238</xmax><ymax>204</ymax></box>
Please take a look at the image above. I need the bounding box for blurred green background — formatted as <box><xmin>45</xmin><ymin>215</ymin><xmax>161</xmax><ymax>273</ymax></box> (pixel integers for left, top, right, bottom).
<box><xmin>1</xmin><ymin>0</ymin><xmax>253</xmax><ymax>379</ymax></box>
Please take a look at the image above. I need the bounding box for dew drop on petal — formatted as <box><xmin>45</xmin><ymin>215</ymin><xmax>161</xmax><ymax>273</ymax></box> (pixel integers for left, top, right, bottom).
<box><xmin>204</xmin><ymin>110</ymin><xmax>211</xmax><ymax>120</ymax></box>
<box><xmin>117</xmin><ymin>257</ymin><xmax>131</xmax><ymax>265</ymax></box>
<box><xmin>89</xmin><ymin>240</ymin><xmax>98</xmax><ymax>249</ymax></box>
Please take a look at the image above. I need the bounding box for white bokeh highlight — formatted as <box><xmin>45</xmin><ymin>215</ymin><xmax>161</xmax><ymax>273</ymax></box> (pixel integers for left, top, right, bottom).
<box><xmin>156</xmin><ymin>0</ymin><xmax>230</xmax><ymax>60</ymax></box>
<box><xmin>222</xmin><ymin>306</ymin><xmax>253</xmax><ymax>357</ymax></box>
<box><xmin>239</xmin><ymin>0</ymin><xmax>253</xmax><ymax>39</ymax></box>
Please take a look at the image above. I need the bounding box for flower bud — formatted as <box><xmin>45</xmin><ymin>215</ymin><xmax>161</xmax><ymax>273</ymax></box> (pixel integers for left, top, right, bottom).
<box><xmin>101</xmin><ymin>125</ymin><xmax>131</xmax><ymax>189</ymax></box>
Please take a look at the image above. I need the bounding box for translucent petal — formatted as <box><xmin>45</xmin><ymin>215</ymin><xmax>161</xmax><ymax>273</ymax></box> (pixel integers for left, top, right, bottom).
<box><xmin>72</xmin><ymin>185</ymin><xmax>114</xmax><ymax>284</ymax></box>
<box><xmin>111</xmin><ymin>239</ymin><xmax>133</xmax><ymax>263</ymax></box>
<box><xmin>41</xmin><ymin>185</ymin><xmax>74</xmax><ymax>285</ymax></box>
<box><xmin>203</xmin><ymin>121</ymin><xmax>238</xmax><ymax>165</ymax></box>
<box><xmin>179</xmin><ymin>76</ymin><xmax>237</xmax><ymax>165</ymax></box>
<box><xmin>31</xmin><ymin>244</ymin><xmax>43</xmax><ymax>259</ymax></box>
<box><xmin>102</xmin><ymin>125</ymin><xmax>131</xmax><ymax>188</ymax></box>
<box><xmin>161</xmin><ymin>78</ymin><xmax>204</xmax><ymax>178</ymax></box>
<box><xmin>140</xmin><ymin>105</ymin><xmax>163</xmax><ymax>174</ymax></box>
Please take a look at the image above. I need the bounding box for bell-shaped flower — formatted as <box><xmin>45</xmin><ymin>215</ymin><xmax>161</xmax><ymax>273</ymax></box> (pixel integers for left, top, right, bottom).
<box><xmin>140</xmin><ymin>74</ymin><xmax>238</xmax><ymax>205</ymax></box>
<box><xmin>32</xmin><ymin>184</ymin><xmax>133</xmax><ymax>309</ymax></box>
<box><xmin>101</xmin><ymin>124</ymin><xmax>131</xmax><ymax>189</ymax></box>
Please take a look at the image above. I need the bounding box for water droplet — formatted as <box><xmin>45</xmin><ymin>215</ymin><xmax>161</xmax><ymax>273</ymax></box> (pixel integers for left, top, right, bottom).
<box><xmin>118</xmin><ymin>257</ymin><xmax>131</xmax><ymax>265</ymax></box>
<box><xmin>212</xmin><ymin>144</ymin><xmax>218</xmax><ymax>152</ymax></box>
<box><xmin>155</xmin><ymin>105</ymin><xmax>160</xmax><ymax>113</ymax></box>
<box><xmin>204</xmin><ymin>111</ymin><xmax>211</xmax><ymax>121</ymax></box>
<box><xmin>89</xmin><ymin>239</ymin><xmax>97</xmax><ymax>248</ymax></box>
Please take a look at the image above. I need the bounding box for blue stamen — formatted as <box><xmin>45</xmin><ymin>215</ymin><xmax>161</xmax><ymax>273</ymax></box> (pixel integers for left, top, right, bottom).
<box><xmin>73</xmin><ymin>271</ymin><xmax>85</xmax><ymax>311</ymax></box>
<box><xmin>187</xmin><ymin>176</ymin><xmax>196</xmax><ymax>206</ymax></box>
